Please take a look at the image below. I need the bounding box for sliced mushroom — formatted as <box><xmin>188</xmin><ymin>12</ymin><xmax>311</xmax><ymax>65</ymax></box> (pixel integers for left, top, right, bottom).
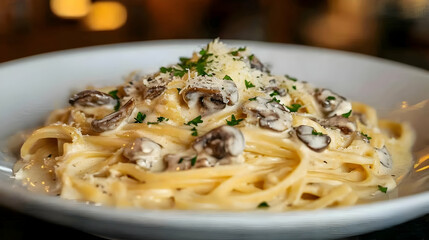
<box><xmin>141</xmin><ymin>76</ymin><xmax>172</xmax><ymax>99</ymax></box>
<box><xmin>181</xmin><ymin>76</ymin><xmax>239</xmax><ymax>114</ymax></box>
<box><xmin>69</xmin><ymin>90</ymin><xmax>116</xmax><ymax>107</ymax></box>
<box><xmin>376</xmin><ymin>146</ymin><xmax>393</xmax><ymax>169</ymax></box>
<box><xmin>264</xmin><ymin>79</ymin><xmax>287</xmax><ymax>97</ymax></box>
<box><xmin>318</xmin><ymin>115</ymin><xmax>356</xmax><ymax>134</ymax></box>
<box><xmin>164</xmin><ymin>126</ymin><xmax>245</xmax><ymax>171</ymax></box>
<box><xmin>122</xmin><ymin>75</ymin><xmax>172</xmax><ymax>100</ymax></box>
<box><xmin>314</xmin><ymin>88</ymin><xmax>352</xmax><ymax>117</ymax></box>
<box><xmin>91</xmin><ymin>98</ymin><xmax>135</xmax><ymax>132</ymax></box>
<box><xmin>249</xmin><ymin>55</ymin><xmax>269</xmax><ymax>73</ymax></box>
<box><xmin>295</xmin><ymin>125</ymin><xmax>331</xmax><ymax>152</ymax></box>
<box><xmin>123</xmin><ymin>137</ymin><xmax>163</xmax><ymax>171</ymax></box>
<box><xmin>193</xmin><ymin>125</ymin><xmax>245</xmax><ymax>161</ymax></box>
<box><xmin>243</xmin><ymin>97</ymin><xmax>292</xmax><ymax>132</ymax></box>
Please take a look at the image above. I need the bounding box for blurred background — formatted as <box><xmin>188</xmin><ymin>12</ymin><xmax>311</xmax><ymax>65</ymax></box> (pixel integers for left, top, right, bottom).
<box><xmin>0</xmin><ymin>0</ymin><xmax>429</xmax><ymax>70</ymax></box>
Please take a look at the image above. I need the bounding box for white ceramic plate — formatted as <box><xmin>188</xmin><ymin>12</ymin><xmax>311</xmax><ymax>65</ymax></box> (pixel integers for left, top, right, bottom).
<box><xmin>0</xmin><ymin>40</ymin><xmax>428</xmax><ymax>240</ymax></box>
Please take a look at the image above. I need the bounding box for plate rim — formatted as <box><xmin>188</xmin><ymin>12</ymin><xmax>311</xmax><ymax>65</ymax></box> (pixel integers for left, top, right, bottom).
<box><xmin>0</xmin><ymin>39</ymin><xmax>428</xmax><ymax>237</ymax></box>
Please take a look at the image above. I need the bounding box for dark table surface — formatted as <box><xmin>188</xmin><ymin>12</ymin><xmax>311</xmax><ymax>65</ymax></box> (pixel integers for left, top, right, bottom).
<box><xmin>1</xmin><ymin>204</ymin><xmax>428</xmax><ymax>240</ymax></box>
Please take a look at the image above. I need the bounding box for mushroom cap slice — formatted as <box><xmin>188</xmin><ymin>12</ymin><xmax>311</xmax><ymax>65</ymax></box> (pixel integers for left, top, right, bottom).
<box><xmin>314</xmin><ymin>88</ymin><xmax>352</xmax><ymax>117</ymax></box>
<box><xmin>243</xmin><ymin>97</ymin><xmax>292</xmax><ymax>132</ymax></box>
<box><xmin>193</xmin><ymin>125</ymin><xmax>245</xmax><ymax>160</ymax></box>
<box><xmin>295</xmin><ymin>125</ymin><xmax>331</xmax><ymax>152</ymax></box>
<box><xmin>91</xmin><ymin>98</ymin><xmax>135</xmax><ymax>132</ymax></box>
<box><xmin>123</xmin><ymin>137</ymin><xmax>163</xmax><ymax>171</ymax></box>
<box><xmin>318</xmin><ymin>115</ymin><xmax>357</xmax><ymax>134</ymax></box>
<box><xmin>181</xmin><ymin>76</ymin><xmax>239</xmax><ymax>114</ymax></box>
<box><xmin>141</xmin><ymin>77</ymin><xmax>171</xmax><ymax>99</ymax></box>
<box><xmin>69</xmin><ymin>90</ymin><xmax>116</xmax><ymax>107</ymax></box>
<box><xmin>264</xmin><ymin>79</ymin><xmax>287</xmax><ymax>97</ymax></box>
<box><xmin>249</xmin><ymin>55</ymin><xmax>269</xmax><ymax>73</ymax></box>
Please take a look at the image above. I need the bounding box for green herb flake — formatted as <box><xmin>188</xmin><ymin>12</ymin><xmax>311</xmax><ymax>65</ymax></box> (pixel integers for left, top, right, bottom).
<box><xmin>286</xmin><ymin>104</ymin><xmax>302</xmax><ymax>112</ymax></box>
<box><xmin>134</xmin><ymin>112</ymin><xmax>146</xmax><ymax>123</ymax></box>
<box><xmin>230</xmin><ymin>47</ymin><xmax>246</xmax><ymax>56</ymax></box>
<box><xmin>248</xmin><ymin>54</ymin><xmax>254</xmax><ymax>61</ymax></box>
<box><xmin>190</xmin><ymin>156</ymin><xmax>197</xmax><ymax>166</ymax></box>
<box><xmin>361</xmin><ymin>132</ymin><xmax>372</xmax><ymax>141</ymax></box>
<box><xmin>160</xmin><ymin>67</ymin><xmax>171</xmax><ymax>74</ymax></box>
<box><xmin>285</xmin><ymin>74</ymin><xmax>297</xmax><ymax>82</ymax></box>
<box><xmin>223</xmin><ymin>75</ymin><xmax>233</xmax><ymax>81</ymax></box>
<box><xmin>245</xmin><ymin>80</ymin><xmax>255</xmax><ymax>89</ymax></box>
<box><xmin>326</xmin><ymin>96</ymin><xmax>336</xmax><ymax>101</ymax></box>
<box><xmin>108</xmin><ymin>90</ymin><xmax>119</xmax><ymax>99</ymax></box>
<box><xmin>157</xmin><ymin>116</ymin><xmax>168</xmax><ymax>122</ymax></box>
<box><xmin>191</xmin><ymin>127</ymin><xmax>198</xmax><ymax>136</ymax></box>
<box><xmin>178</xmin><ymin>158</ymin><xmax>184</xmax><ymax>164</ymax></box>
<box><xmin>311</xmin><ymin>130</ymin><xmax>324</xmax><ymax>136</ymax></box>
<box><xmin>292</xmin><ymin>85</ymin><xmax>296</xmax><ymax>90</ymax></box>
<box><xmin>378</xmin><ymin>185</ymin><xmax>388</xmax><ymax>193</ymax></box>
<box><xmin>248</xmin><ymin>97</ymin><xmax>257</xmax><ymax>101</ymax></box>
<box><xmin>257</xmin><ymin>201</ymin><xmax>270</xmax><ymax>208</ymax></box>
<box><xmin>226</xmin><ymin>114</ymin><xmax>244</xmax><ymax>126</ymax></box>
<box><xmin>269</xmin><ymin>90</ymin><xmax>280</xmax><ymax>97</ymax></box>
<box><xmin>342</xmin><ymin>110</ymin><xmax>352</xmax><ymax>118</ymax></box>
<box><xmin>177</xmin><ymin>88</ymin><xmax>182</xmax><ymax>93</ymax></box>
<box><xmin>185</xmin><ymin>115</ymin><xmax>203</xmax><ymax>126</ymax></box>
<box><xmin>269</xmin><ymin>97</ymin><xmax>281</xmax><ymax>103</ymax></box>
<box><xmin>108</xmin><ymin>90</ymin><xmax>121</xmax><ymax>111</ymax></box>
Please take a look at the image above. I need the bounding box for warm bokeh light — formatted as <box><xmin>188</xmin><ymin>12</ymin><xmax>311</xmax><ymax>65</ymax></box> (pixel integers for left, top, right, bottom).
<box><xmin>83</xmin><ymin>2</ymin><xmax>127</xmax><ymax>31</ymax></box>
<box><xmin>50</xmin><ymin>0</ymin><xmax>91</xmax><ymax>19</ymax></box>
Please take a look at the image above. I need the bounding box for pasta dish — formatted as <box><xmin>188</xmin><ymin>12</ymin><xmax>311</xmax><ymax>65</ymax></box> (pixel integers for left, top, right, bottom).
<box><xmin>13</xmin><ymin>39</ymin><xmax>415</xmax><ymax>211</ymax></box>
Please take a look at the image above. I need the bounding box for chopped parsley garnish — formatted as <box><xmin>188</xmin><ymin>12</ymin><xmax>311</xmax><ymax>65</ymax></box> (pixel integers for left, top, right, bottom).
<box><xmin>47</xmin><ymin>154</ymin><xmax>52</xmax><ymax>158</ymax></box>
<box><xmin>258</xmin><ymin>201</ymin><xmax>270</xmax><ymax>208</ymax></box>
<box><xmin>226</xmin><ymin>114</ymin><xmax>244</xmax><ymax>126</ymax></box>
<box><xmin>195</xmin><ymin>48</ymin><xmax>213</xmax><ymax>76</ymax></box>
<box><xmin>326</xmin><ymin>96</ymin><xmax>336</xmax><ymax>101</ymax></box>
<box><xmin>285</xmin><ymin>74</ymin><xmax>297</xmax><ymax>82</ymax></box>
<box><xmin>185</xmin><ymin>115</ymin><xmax>203</xmax><ymax>126</ymax></box>
<box><xmin>230</xmin><ymin>47</ymin><xmax>246</xmax><ymax>56</ymax></box>
<box><xmin>342</xmin><ymin>110</ymin><xmax>352</xmax><ymax>118</ymax></box>
<box><xmin>199</xmin><ymin>48</ymin><xmax>208</xmax><ymax>56</ymax></box>
<box><xmin>134</xmin><ymin>112</ymin><xmax>146</xmax><ymax>123</ymax></box>
<box><xmin>223</xmin><ymin>75</ymin><xmax>233</xmax><ymax>81</ymax></box>
<box><xmin>245</xmin><ymin>79</ymin><xmax>255</xmax><ymax>89</ymax></box>
<box><xmin>248</xmin><ymin>97</ymin><xmax>257</xmax><ymax>101</ymax></box>
<box><xmin>312</xmin><ymin>130</ymin><xmax>324</xmax><ymax>136</ymax></box>
<box><xmin>177</xmin><ymin>88</ymin><xmax>182</xmax><ymax>92</ymax></box>
<box><xmin>191</xmin><ymin>127</ymin><xmax>198</xmax><ymax>136</ymax></box>
<box><xmin>292</xmin><ymin>85</ymin><xmax>296</xmax><ymax>90</ymax></box>
<box><xmin>178</xmin><ymin>158</ymin><xmax>184</xmax><ymax>164</ymax></box>
<box><xmin>269</xmin><ymin>90</ymin><xmax>280</xmax><ymax>97</ymax></box>
<box><xmin>286</xmin><ymin>103</ymin><xmax>302</xmax><ymax>112</ymax></box>
<box><xmin>160</xmin><ymin>66</ymin><xmax>169</xmax><ymax>73</ymax></box>
<box><xmin>190</xmin><ymin>155</ymin><xmax>197</xmax><ymax>166</ymax></box>
<box><xmin>248</xmin><ymin>54</ymin><xmax>254</xmax><ymax>61</ymax></box>
<box><xmin>269</xmin><ymin>97</ymin><xmax>281</xmax><ymax>103</ymax></box>
<box><xmin>108</xmin><ymin>90</ymin><xmax>120</xmax><ymax>111</ymax></box>
<box><xmin>161</xmin><ymin>47</ymin><xmax>213</xmax><ymax>77</ymax></box>
<box><xmin>159</xmin><ymin>66</ymin><xmax>187</xmax><ymax>77</ymax></box>
<box><xmin>158</xmin><ymin>116</ymin><xmax>168</xmax><ymax>122</ymax></box>
<box><xmin>361</xmin><ymin>132</ymin><xmax>372</xmax><ymax>141</ymax></box>
<box><xmin>378</xmin><ymin>185</ymin><xmax>388</xmax><ymax>193</ymax></box>
<box><xmin>147</xmin><ymin>116</ymin><xmax>168</xmax><ymax>125</ymax></box>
